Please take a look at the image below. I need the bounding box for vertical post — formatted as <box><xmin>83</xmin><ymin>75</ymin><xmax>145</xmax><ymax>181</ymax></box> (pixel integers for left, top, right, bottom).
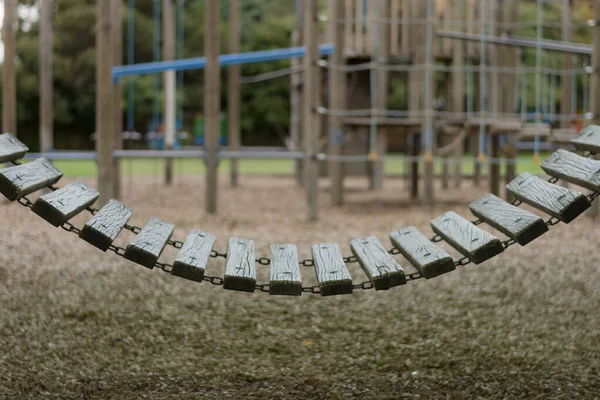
<box><xmin>561</xmin><ymin>0</ymin><xmax>572</xmax><ymax>128</ymax></box>
<box><xmin>112</xmin><ymin>0</ymin><xmax>123</xmax><ymax>199</ymax></box>
<box><xmin>292</xmin><ymin>0</ymin><xmax>304</xmax><ymax>186</ymax></box>
<box><xmin>303</xmin><ymin>0</ymin><xmax>319</xmax><ymax>221</ymax></box>
<box><xmin>422</xmin><ymin>0</ymin><xmax>435</xmax><ymax>204</ymax></box>
<box><xmin>329</xmin><ymin>0</ymin><xmax>346</xmax><ymax>205</ymax></box>
<box><xmin>408</xmin><ymin>0</ymin><xmax>421</xmax><ymax>198</ymax></box>
<box><xmin>452</xmin><ymin>0</ymin><xmax>465</xmax><ymax>188</ymax></box>
<box><xmin>96</xmin><ymin>0</ymin><xmax>115</xmax><ymax>205</ymax></box>
<box><xmin>488</xmin><ymin>0</ymin><xmax>499</xmax><ymax>117</ymax></box>
<box><xmin>2</xmin><ymin>0</ymin><xmax>17</xmax><ymax>135</ymax></box>
<box><xmin>228</xmin><ymin>0</ymin><xmax>241</xmax><ymax>187</ymax></box>
<box><xmin>204</xmin><ymin>0</ymin><xmax>221</xmax><ymax>214</ymax></box>
<box><xmin>163</xmin><ymin>0</ymin><xmax>176</xmax><ymax>185</ymax></box>
<box><xmin>40</xmin><ymin>0</ymin><xmax>53</xmax><ymax>154</ymax></box>
<box><xmin>370</xmin><ymin>0</ymin><xmax>389</xmax><ymax>190</ymax></box>
<box><xmin>588</xmin><ymin>0</ymin><xmax>600</xmax><ymax>217</ymax></box>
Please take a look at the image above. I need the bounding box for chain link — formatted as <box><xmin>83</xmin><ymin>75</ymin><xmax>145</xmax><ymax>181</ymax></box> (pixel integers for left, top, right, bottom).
<box><xmin>256</xmin><ymin>257</ymin><xmax>270</xmax><ymax>266</ymax></box>
<box><xmin>203</xmin><ymin>275</ymin><xmax>224</xmax><ymax>285</ymax></box>
<box><xmin>300</xmin><ymin>258</ymin><xmax>314</xmax><ymax>267</ymax></box>
<box><xmin>168</xmin><ymin>239</ymin><xmax>184</xmax><ymax>249</ymax></box>
<box><xmin>17</xmin><ymin>196</ymin><xmax>34</xmax><ymax>208</ymax></box>
<box><xmin>352</xmin><ymin>280</ymin><xmax>374</xmax><ymax>290</ymax></box>
<box><xmin>431</xmin><ymin>234</ymin><xmax>443</xmax><ymax>243</ymax></box>
<box><xmin>545</xmin><ymin>217</ymin><xmax>561</xmax><ymax>226</ymax></box>
<box><xmin>455</xmin><ymin>256</ymin><xmax>471</xmax><ymax>267</ymax></box>
<box><xmin>501</xmin><ymin>238</ymin><xmax>518</xmax><ymax>249</ymax></box>
<box><xmin>301</xmin><ymin>285</ymin><xmax>321</xmax><ymax>294</ymax></box>
<box><xmin>60</xmin><ymin>221</ymin><xmax>81</xmax><ymax>235</ymax></box>
<box><xmin>210</xmin><ymin>249</ymin><xmax>227</xmax><ymax>259</ymax></box>
<box><xmin>255</xmin><ymin>283</ymin><xmax>270</xmax><ymax>292</ymax></box>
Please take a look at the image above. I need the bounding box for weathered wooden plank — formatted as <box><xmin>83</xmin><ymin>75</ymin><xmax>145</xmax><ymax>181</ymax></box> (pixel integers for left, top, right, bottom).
<box><xmin>79</xmin><ymin>199</ymin><xmax>133</xmax><ymax>251</ymax></box>
<box><xmin>123</xmin><ymin>216</ymin><xmax>174</xmax><ymax>269</ymax></box>
<box><xmin>0</xmin><ymin>133</ymin><xmax>28</xmax><ymax>163</ymax></box>
<box><xmin>571</xmin><ymin>124</ymin><xmax>600</xmax><ymax>154</ymax></box>
<box><xmin>469</xmin><ymin>193</ymin><xmax>548</xmax><ymax>246</ymax></box>
<box><xmin>31</xmin><ymin>180</ymin><xmax>99</xmax><ymax>227</ymax></box>
<box><xmin>430</xmin><ymin>211</ymin><xmax>504</xmax><ymax>264</ymax></box>
<box><xmin>389</xmin><ymin>226</ymin><xmax>455</xmax><ymax>279</ymax></box>
<box><xmin>223</xmin><ymin>237</ymin><xmax>256</xmax><ymax>292</ymax></box>
<box><xmin>312</xmin><ymin>243</ymin><xmax>353</xmax><ymax>296</ymax></box>
<box><xmin>541</xmin><ymin>149</ymin><xmax>600</xmax><ymax>192</ymax></box>
<box><xmin>0</xmin><ymin>157</ymin><xmax>62</xmax><ymax>201</ymax></box>
<box><xmin>269</xmin><ymin>244</ymin><xmax>302</xmax><ymax>296</ymax></box>
<box><xmin>171</xmin><ymin>230</ymin><xmax>216</xmax><ymax>282</ymax></box>
<box><xmin>506</xmin><ymin>172</ymin><xmax>591</xmax><ymax>223</ymax></box>
<box><xmin>350</xmin><ymin>236</ymin><xmax>405</xmax><ymax>290</ymax></box>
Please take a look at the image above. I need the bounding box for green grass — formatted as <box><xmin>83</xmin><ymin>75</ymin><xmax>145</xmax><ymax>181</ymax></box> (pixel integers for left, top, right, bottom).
<box><xmin>48</xmin><ymin>153</ymin><xmax>551</xmax><ymax>177</ymax></box>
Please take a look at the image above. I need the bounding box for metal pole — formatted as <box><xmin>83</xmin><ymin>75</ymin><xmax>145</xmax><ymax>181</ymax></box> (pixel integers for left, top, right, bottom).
<box><xmin>112</xmin><ymin>0</ymin><xmax>123</xmax><ymax>199</ymax></box>
<box><xmin>163</xmin><ymin>0</ymin><xmax>176</xmax><ymax>185</ymax></box>
<box><xmin>127</xmin><ymin>0</ymin><xmax>135</xmax><ymax>131</ymax></box>
<box><xmin>588</xmin><ymin>0</ymin><xmax>600</xmax><ymax>217</ymax></box>
<box><xmin>534</xmin><ymin>0</ymin><xmax>542</xmax><ymax>163</ymax></box>
<box><xmin>204</xmin><ymin>0</ymin><xmax>221</xmax><ymax>214</ymax></box>
<box><xmin>40</xmin><ymin>0</ymin><xmax>53</xmax><ymax>154</ymax></box>
<box><xmin>228</xmin><ymin>0</ymin><xmax>241</xmax><ymax>187</ymax></box>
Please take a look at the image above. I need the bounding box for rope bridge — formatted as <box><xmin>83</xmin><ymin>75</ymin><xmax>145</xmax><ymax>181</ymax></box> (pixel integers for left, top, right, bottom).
<box><xmin>0</xmin><ymin>128</ymin><xmax>599</xmax><ymax>296</ymax></box>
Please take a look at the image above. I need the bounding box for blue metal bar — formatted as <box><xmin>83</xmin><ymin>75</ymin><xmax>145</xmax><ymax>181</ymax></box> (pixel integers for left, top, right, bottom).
<box><xmin>127</xmin><ymin>0</ymin><xmax>135</xmax><ymax>130</ymax></box>
<box><xmin>113</xmin><ymin>44</ymin><xmax>335</xmax><ymax>81</ymax></box>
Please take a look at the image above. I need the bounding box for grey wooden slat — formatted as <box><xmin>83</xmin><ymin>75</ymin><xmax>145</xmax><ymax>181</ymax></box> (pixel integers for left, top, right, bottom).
<box><xmin>79</xmin><ymin>200</ymin><xmax>133</xmax><ymax>251</ymax></box>
<box><xmin>571</xmin><ymin>125</ymin><xmax>600</xmax><ymax>153</ymax></box>
<box><xmin>171</xmin><ymin>230</ymin><xmax>216</xmax><ymax>282</ymax></box>
<box><xmin>541</xmin><ymin>149</ymin><xmax>600</xmax><ymax>192</ymax></box>
<box><xmin>350</xmin><ymin>236</ymin><xmax>406</xmax><ymax>290</ymax></box>
<box><xmin>311</xmin><ymin>243</ymin><xmax>353</xmax><ymax>296</ymax></box>
<box><xmin>223</xmin><ymin>237</ymin><xmax>256</xmax><ymax>292</ymax></box>
<box><xmin>430</xmin><ymin>211</ymin><xmax>504</xmax><ymax>265</ymax></box>
<box><xmin>31</xmin><ymin>180</ymin><xmax>99</xmax><ymax>227</ymax></box>
<box><xmin>0</xmin><ymin>133</ymin><xmax>28</xmax><ymax>163</ymax></box>
<box><xmin>0</xmin><ymin>157</ymin><xmax>62</xmax><ymax>201</ymax></box>
<box><xmin>123</xmin><ymin>216</ymin><xmax>174</xmax><ymax>269</ymax></box>
<box><xmin>506</xmin><ymin>172</ymin><xmax>591</xmax><ymax>223</ymax></box>
<box><xmin>269</xmin><ymin>244</ymin><xmax>302</xmax><ymax>296</ymax></box>
<box><xmin>389</xmin><ymin>226</ymin><xmax>455</xmax><ymax>279</ymax></box>
<box><xmin>469</xmin><ymin>194</ymin><xmax>548</xmax><ymax>246</ymax></box>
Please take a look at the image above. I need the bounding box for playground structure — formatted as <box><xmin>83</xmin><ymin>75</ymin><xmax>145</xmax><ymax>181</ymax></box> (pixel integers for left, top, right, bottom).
<box><xmin>2</xmin><ymin>0</ymin><xmax>600</xmax><ymax>221</ymax></box>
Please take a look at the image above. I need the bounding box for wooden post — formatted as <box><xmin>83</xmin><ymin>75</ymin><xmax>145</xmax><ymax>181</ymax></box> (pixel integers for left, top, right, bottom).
<box><xmin>112</xmin><ymin>0</ymin><xmax>123</xmax><ymax>199</ymax></box>
<box><xmin>204</xmin><ymin>0</ymin><xmax>221</xmax><ymax>214</ymax></box>
<box><xmin>408</xmin><ymin>0</ymin><xmax>421</xmax><ymax>197</ymax></box>
<box><xmin>560</xmin><ymin>0</ymin><xmax>572</xmax><ymax>129</ymax></box>
<box><xmin>2</xmin><ymin>0</ymin><xmax>17</xmax><ymax>135</ymax></box>
<box><xmin>40</xmin><ymin>0</ymin><xmax>53</xmax><ymax>153</ymax></box>
<box><xmin>96</xmin><ymin>0</ymin><xmax>115</xmax><ymax>205</ymax></box>
<box><xmin>503</xmin><ymin>0</ymin><xmax>519</xmax><ymax>199</ymax></box>
<box><xmin>291</xmin><ymin>29</ymin><xmax>304</xmax><ymax>186</ymax></box>
<box><xmin>329</xmin><ymin>0</ymin><xmax>346</xmax><ymax>205</ymax></box>
<box><xmin>422</xmin><ymin>0</ymin><xmax>435</xmax><ymax>204</ymax></box>
<box><xmin>452</xmin><ymin>0</ymin><xmax>465</xmax><ymax>188</ymax></box>
<box><xmin>488</xmin><ymin>0</ymin><xmax>499</xmax><ymax>117</ymax></box>
<box><xmin>163</xmin><ymin>0</ymin><xmax>176</xmax><ymax>185</ymax></box>
<box><xmin>303</xmin><ymin>0</ymin><xmax>319</xmax><ymax>220</ymax></box>
<box><xmin>369</xmin><ymin>0</ymin><xmax>390</xmax><ymax>190</ymax></box>
<box><xmin>228</xmin><ymin>0</ymin><xmax>241</xmax><ymax>187</ymax></box>
<box><xmin>588</xmin><ymin>0</ymin><xmax>600</xmax><ymax>217</ymax></box>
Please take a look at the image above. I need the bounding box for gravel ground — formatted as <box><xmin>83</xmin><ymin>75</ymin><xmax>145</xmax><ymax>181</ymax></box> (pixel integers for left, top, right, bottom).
<box><xmin>0</xmin><ymin>175</ymin><xmax>599</xmax><ymax>399</ymax></box>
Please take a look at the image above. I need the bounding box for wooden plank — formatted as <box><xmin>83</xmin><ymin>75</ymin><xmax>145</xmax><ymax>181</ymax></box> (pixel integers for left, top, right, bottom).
<box><xmin>506</xmin><ymin>172</ymin><xmax>591</xmax><ymax>223</ymax></box>
<box><xmin>430</xmin><ymin>211</ymin><xmax>504</xmax><ymax>265</ymax></box>
<box><xmin>0</xmin><ymin>133</ymin><xmax>28</xmax><ymax>163</ymax></box>
<box><xmin>0</xmin><ymin>157</ymin><xmax>62</xmax><ymax>201</ymax></box>
<box><xmin>541</xmin><ymin>149</ymin><xmax>600</xmax><ymax>193</ymax></box>
<box><xmin>79</xmin><ymin>199</ymin><xmax>133</xmax><ymax>251</ymax></box>
<box><xmin>312</xmin><ymin>243</ymin><xmax>353</xmax><ymax>296</ymax></box>
<box><xmin>269</xmin><ymin>244</ymin><xmax>302</xmax><ymax>296</ymax></box>
<box><xmin>345</xmin><ymin>0</ymin><xmax>353</xmax><ymax>54</ymax></box>
<box><xmin>123</xmin><ymin>216</ymin><xmax>174</xmax><ymax>269</ymax></box>
<box><xmin>223</xmin><ymin>237</ymin><xmax>256</xmax><ymax>292</ymax></box>
<box><xmin>350</xmin><ymin>236</ymin><xmax>405</xmax><ymax>290</ymax></box>
<box><xmin>469</xmin><ymin>193</ymin><xmax>548</xmax><ymax>246</ymax></box>
<box><xmin>355</xmin><ymin>0</ymin><xmax>363</xmax><ymax>53</ymax></box>
<box><xmin>389</xmin><ymin>226</ymin><xmax>455</xmax><ymax>279</ymax></box>
<box><xmin>31</xmin><ymin>181</ymin><xmax>99</xmax><ymax>227</ymax></box>
<box><xmin>171</xmin><ymin>230</ymin><xmax>216</xmax><ymax>282</ymax></box>
<box><xmin>571</xmin><ymin>125</ymin><xmax>600</xmax><ymax>154</ymax></box>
